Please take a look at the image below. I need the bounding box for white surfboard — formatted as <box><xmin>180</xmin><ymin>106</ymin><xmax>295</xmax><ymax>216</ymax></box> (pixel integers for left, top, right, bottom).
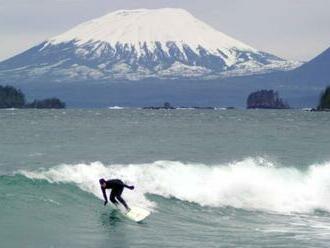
<box><xmin>124</xmin><ymin>206</ymin><xmax>150</xmax><ymax>222</ymax></box>
<box><xmin>108</xmin><ymin>204</ymin><xmax>150</xmax><ymax>222</ymax></box>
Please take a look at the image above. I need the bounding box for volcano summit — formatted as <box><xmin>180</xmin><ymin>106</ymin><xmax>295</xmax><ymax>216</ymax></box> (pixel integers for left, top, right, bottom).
<box><xmin>0</xmin><ymin>8</ymin><xmax>299</xmax><ymax>82</ymax></box>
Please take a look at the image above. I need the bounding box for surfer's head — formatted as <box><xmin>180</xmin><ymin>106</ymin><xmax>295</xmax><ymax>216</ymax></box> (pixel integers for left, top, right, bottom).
<box><xmin>99</xmin><ymin>178</ymin><xmax>106</xmax><ymax>187</ymax></box>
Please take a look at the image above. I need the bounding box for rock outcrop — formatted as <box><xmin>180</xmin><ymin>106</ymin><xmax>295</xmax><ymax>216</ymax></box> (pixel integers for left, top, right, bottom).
<box><xmin>247</xmin><ymin>90</ymin><xmax>289</xmax><ymax>109</ymax></box>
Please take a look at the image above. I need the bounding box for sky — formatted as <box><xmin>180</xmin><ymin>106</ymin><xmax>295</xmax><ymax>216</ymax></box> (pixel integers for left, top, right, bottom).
<box><xmin>0</xmin><ymin>0</ymin><xmax>329</xmax><ymax>62</ymax></box>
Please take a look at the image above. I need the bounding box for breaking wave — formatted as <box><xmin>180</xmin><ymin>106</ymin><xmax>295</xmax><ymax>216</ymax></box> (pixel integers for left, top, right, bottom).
<box><xmin>18</xmin><ymin>158</ymin><xmax>330</xmax><ymax>213</ymax></box>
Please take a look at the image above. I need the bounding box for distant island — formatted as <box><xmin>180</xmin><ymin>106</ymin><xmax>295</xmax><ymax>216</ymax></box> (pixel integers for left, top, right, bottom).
<box><xmin>247</xmin><ymin>90</ymin><xmax>290</xmax><ymax>109</ymax></box>
<box><xmin>0</xmin><ymin>85</ymin><xmax>65</xmax><ymax>109</ymax></box>
<box><xmin>143</xmin><ymin>102</ymin><xmax>176</xmax><ymax>110</ymax></box>
<box><xmin>315</xmin><ymin>86</ymin><xmax>330</xmax><ymax>111</ymax></box>
<box><xmin>143</xmin><ymin>102</ymin><xmax>234</xmax><ymax>110</ymax></box>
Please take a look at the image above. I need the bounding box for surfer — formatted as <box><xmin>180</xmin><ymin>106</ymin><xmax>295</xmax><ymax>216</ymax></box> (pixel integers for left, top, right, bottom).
<box><xmin>99</xmin><ymin>178</ymin><xmax>134</xmax><ymax>211</ymax></box>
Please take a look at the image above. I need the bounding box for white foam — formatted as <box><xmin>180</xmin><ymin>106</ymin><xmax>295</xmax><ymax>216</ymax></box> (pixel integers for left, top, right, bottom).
<box><xmin>108</xmin><ymin>106</ymin><xmax>125</xmax><ymax>110</ymax></box>
<box><xmin>19</xmin><ymin>158</ymin><xmax>330</xmax><ymax>213</ymax></box>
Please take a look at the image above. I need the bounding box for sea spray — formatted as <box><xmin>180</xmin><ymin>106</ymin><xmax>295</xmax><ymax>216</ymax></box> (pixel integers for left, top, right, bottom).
<box><xmin>18</xmin><ymin>157</ymin><xmax>330</xmax><ymax>213</ymax></box>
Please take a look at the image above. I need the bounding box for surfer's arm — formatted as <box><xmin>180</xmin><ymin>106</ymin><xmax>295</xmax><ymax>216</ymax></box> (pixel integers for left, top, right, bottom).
<box><xmin>124</xmin><ymin>184</ymin><xmax>135</xmax><ymax>190</ymax></box>
<box><xmin>101</xmin><ymin>187</ymin><xmax>108</xmax><ymax>205</ymax></box>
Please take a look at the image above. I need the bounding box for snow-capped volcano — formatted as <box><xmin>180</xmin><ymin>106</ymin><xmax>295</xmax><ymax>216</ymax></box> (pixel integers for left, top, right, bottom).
<box><xmin>49</xmin><ymin>8</ymin><xmax>256</xmax><ymax>58</ymax></box>
<box><xmin>0</xmin><ymin>8</ymin><xmax>300</xmax><ymax>81</ymax></box>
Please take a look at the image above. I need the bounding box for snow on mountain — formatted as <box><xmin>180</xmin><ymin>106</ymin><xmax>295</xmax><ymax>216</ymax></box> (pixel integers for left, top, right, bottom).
<box><xmin>0</xmin><ymin>8</ymin><xmax>300</xmax><ymax>82</ymax></box>
<box><xmin>48</xmin><ymin>9</ymin><xmax>256</xmax><ymax>57</ymax></box>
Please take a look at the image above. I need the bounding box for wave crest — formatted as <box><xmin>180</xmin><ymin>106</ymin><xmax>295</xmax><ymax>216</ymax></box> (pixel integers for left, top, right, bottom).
<box><xmin>18</xmin><ymin>158</ymin><xmax>330</xmax><ymax>213</ymax></box>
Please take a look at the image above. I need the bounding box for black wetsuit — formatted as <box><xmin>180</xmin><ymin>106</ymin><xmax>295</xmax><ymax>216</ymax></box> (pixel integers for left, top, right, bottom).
<box><xmin>101</xmin><ymin>179</ymin><xmax>132</xmax><ymax>210</ymax></box>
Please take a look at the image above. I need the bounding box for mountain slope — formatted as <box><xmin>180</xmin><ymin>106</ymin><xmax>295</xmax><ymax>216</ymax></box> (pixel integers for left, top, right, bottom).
<box><xmin>0</xmin><ymin>8</ymin><xmax>299</xmax><ymax>82</ymax></box>
<box><xmin>288</xmin><ymin>47</ymin><xmax>330</xmax><ymax>85</ymax></box>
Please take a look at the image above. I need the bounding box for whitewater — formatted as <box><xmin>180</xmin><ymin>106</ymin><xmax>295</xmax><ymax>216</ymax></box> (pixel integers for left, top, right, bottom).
<box><xmin>1</xmin><ymin>109</ymin><xmax>330</xmax><ymax>247</ymax></box>
<box><xmin>18</xmin><ymin>158</ymin><xmax>330</xmax><ymax>214</ymax></box>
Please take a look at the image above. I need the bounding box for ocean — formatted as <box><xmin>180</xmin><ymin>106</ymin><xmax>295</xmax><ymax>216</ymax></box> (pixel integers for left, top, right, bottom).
<box><xmin>1</xmin><ymin>109</ymin><xmax>330</xmax><ymax>247</ymax></box>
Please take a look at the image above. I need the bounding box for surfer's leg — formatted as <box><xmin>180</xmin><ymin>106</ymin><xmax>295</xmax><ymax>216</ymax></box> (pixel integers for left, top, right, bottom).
<box><xmin>115</xmin><ymin>187</ymin><xmax>130</xmax><ymax>211</ymax></box>
<box><xmin>116</xmin><ymin>195</ymin><xmax>129</xmax><ymax>211</ymax></box>
<box><xmin>109</xmin><ymin>190</ymin><xmax>119</xmax><ymax>206</ymax></box>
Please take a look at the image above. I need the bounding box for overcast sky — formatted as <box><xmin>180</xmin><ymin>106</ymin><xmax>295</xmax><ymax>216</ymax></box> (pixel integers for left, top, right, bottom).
<box><xmin>0</xmin><ymin>0</ymin><xmax>329</xmax><ymax>62</ymax></box>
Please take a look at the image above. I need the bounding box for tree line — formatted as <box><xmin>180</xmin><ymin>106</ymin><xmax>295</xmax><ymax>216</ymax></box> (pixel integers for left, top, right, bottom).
<box><xmin>317</xmin><ymin>86</ymin><xmax>330</xmax><ymax>111</ymax></box>
<box><xmin>246</xmin><ymin>86</ymin><xmax>330</xmax><ymax>111</ymax></box>
<box><xmin>0</xmin><ymin>85</ymin><xmax>65</xmax><ymax>109</ymax></box>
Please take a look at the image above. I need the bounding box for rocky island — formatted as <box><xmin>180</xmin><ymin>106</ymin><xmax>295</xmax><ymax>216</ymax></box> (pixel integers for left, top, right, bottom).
<box><xmin>143</xmin><ymin>102</ymin><xmax>229</xmax><ymax>110</ymax></box>
<box><xmin>316</xmin><ymin>86</ymin><xmax>330</xmax><ymax>111</ymax></box>
<box><xmin>247</xmin><ymin>90</ymin><xmax>289</xmax><ymax>109</ymax></box>
<box><xmin>0</xmin><ymin>85</ymin><xmax>65</xmax><ymax>109</ymax></box>
<box><xmin>143</xmin><ymin>102</ymin><xmax>176</xmax><ymax>110</ymax></box>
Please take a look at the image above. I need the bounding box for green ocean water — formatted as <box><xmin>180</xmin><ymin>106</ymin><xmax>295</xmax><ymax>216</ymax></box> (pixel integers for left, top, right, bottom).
<box><xmin>1</xmin><ymin>109</ymin><xmax>330</xmax><ymax>248</ymax></box>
